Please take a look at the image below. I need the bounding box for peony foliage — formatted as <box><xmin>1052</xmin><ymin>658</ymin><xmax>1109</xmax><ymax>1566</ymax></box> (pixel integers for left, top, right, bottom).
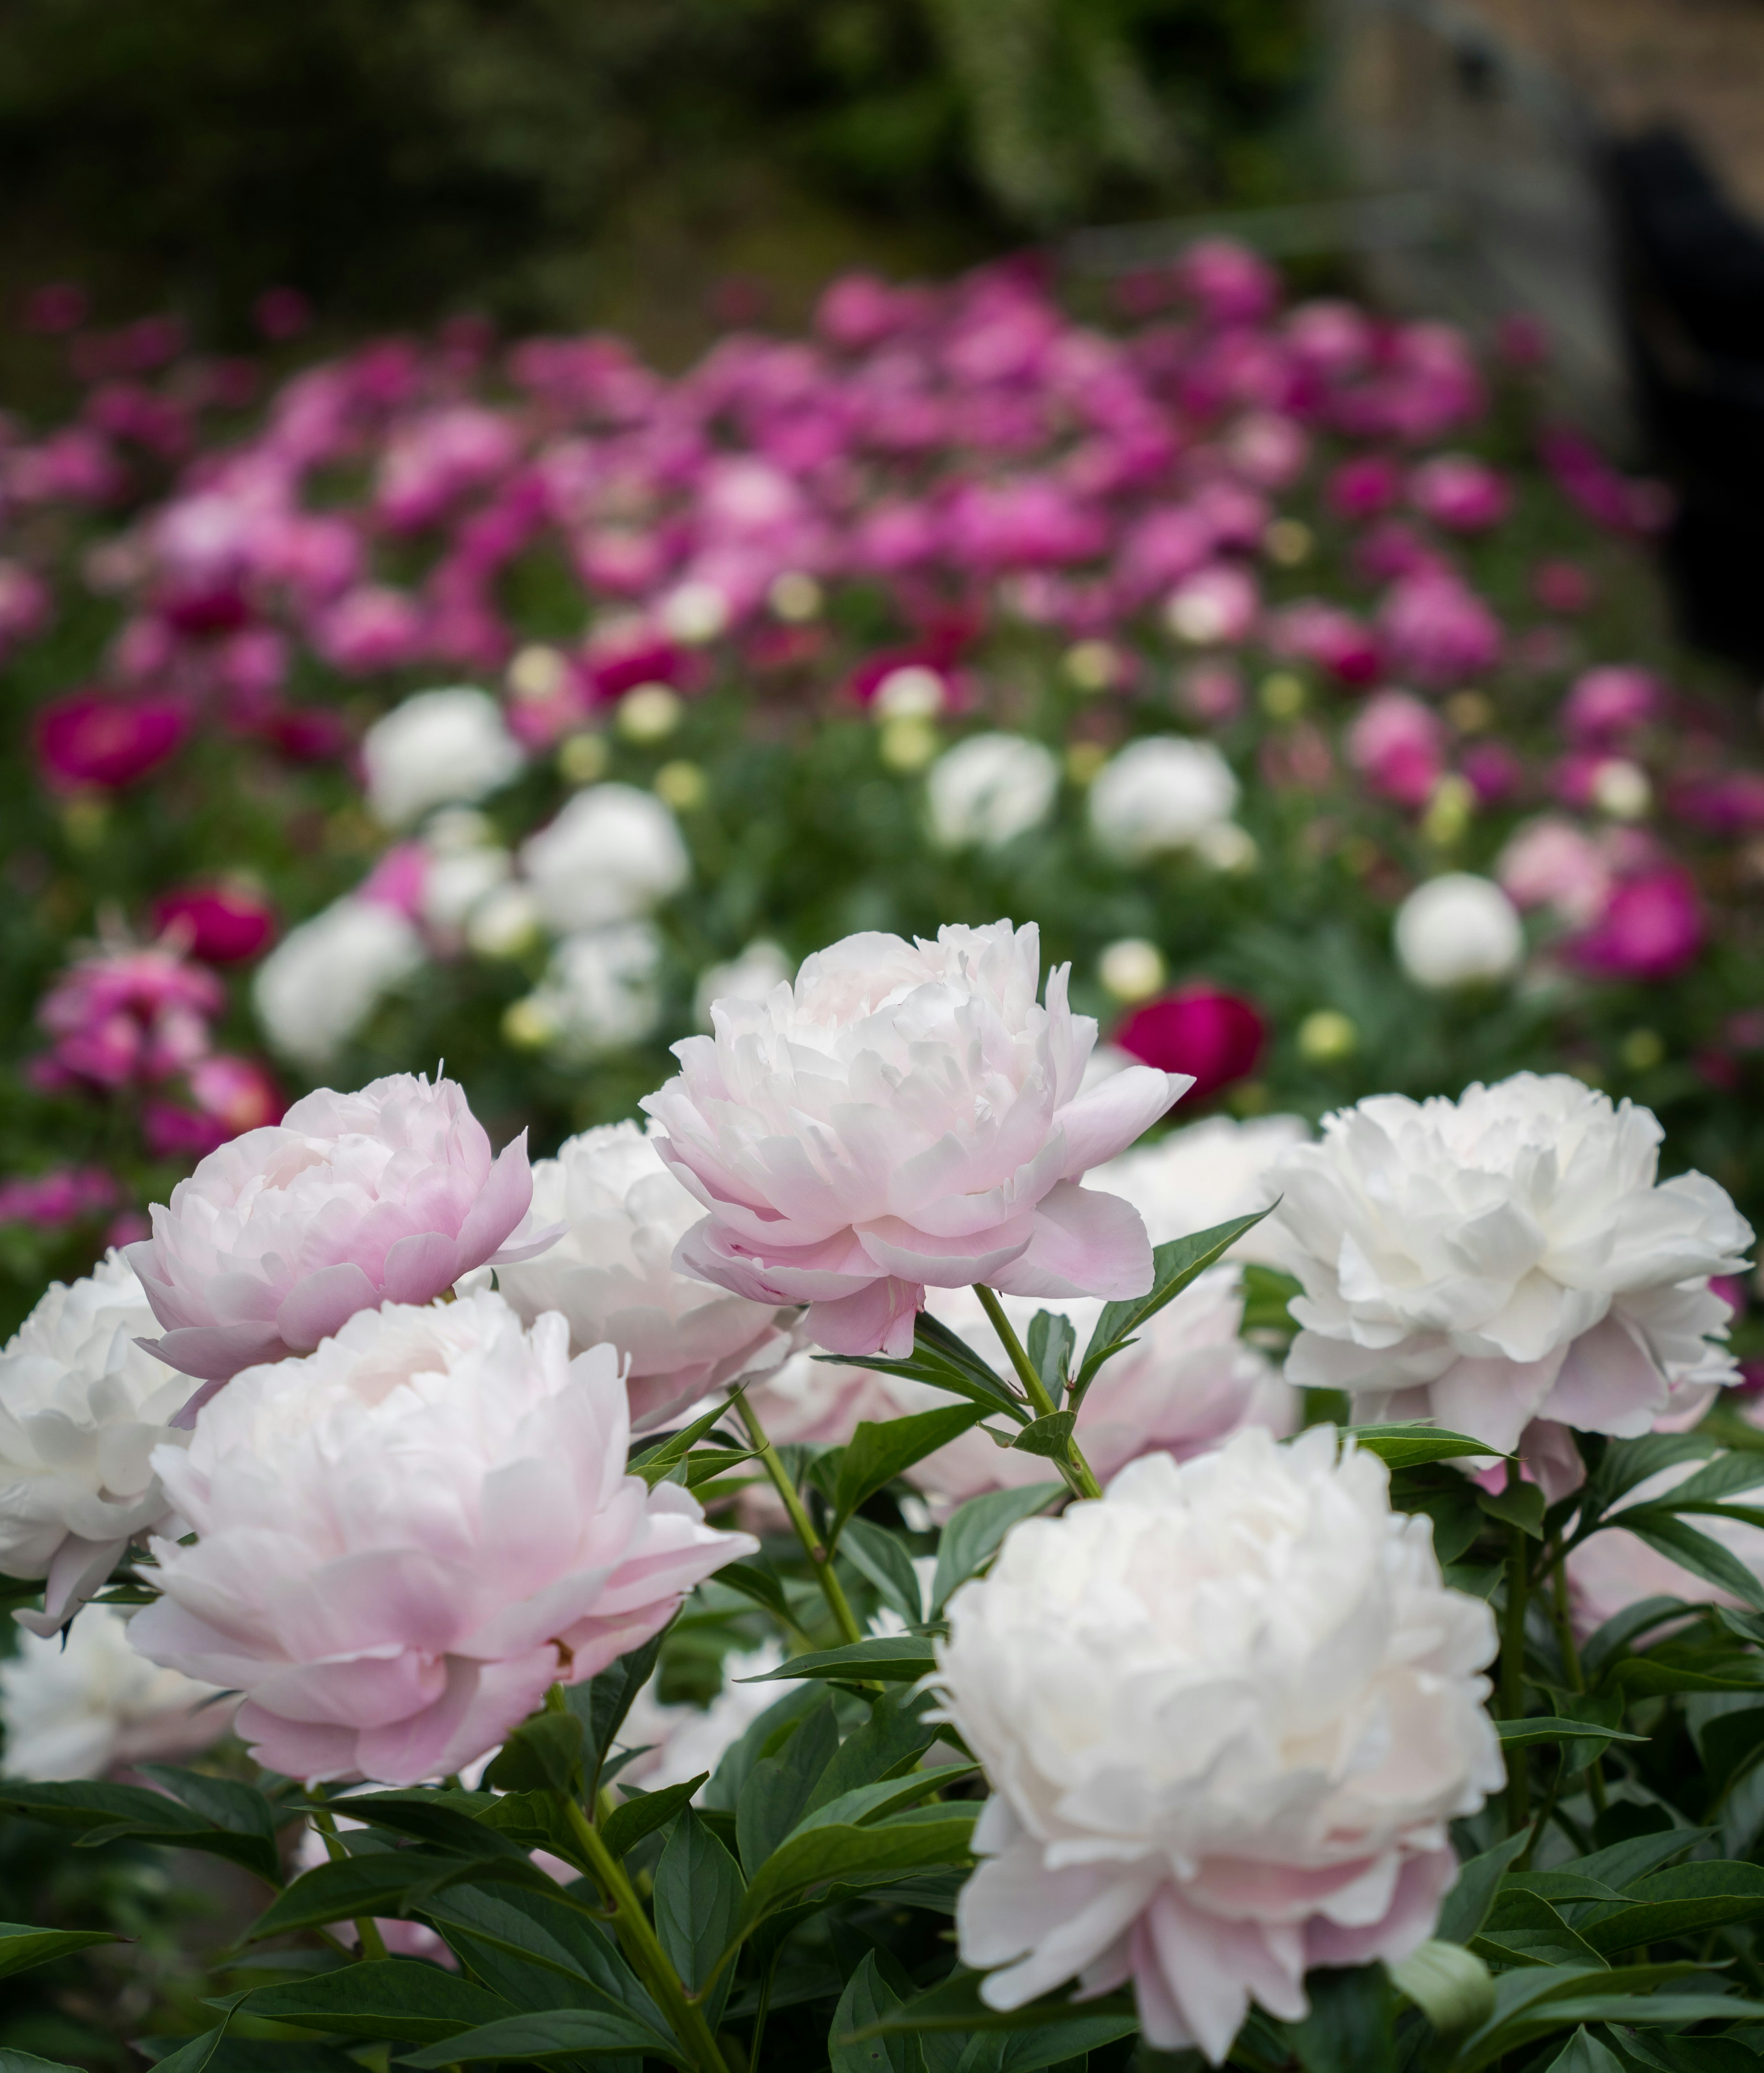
<box><xmin>3</xmin><ymin>927</ymin><xmax>1764</xmax><ymax>2073</ymax></box>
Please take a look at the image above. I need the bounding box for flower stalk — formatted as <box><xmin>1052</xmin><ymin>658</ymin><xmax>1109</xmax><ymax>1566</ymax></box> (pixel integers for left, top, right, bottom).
<box><xmin>972</xmin><ymin>1284</ymin><xmax>1103</xmax><ymax>1501</ymax></box>
<box><xmin>731</xmin><ymin>1390</ymin><xmax>864</xmax><ymax>1645</ymax></box>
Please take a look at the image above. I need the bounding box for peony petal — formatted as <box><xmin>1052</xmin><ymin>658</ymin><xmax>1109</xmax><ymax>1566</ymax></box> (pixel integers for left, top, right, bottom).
<box><xmin>379</xmin><ymin>1228</ymin><xmax>464</xmax><ymax>1307</ymax></box>
<box><xmin>145</xmin><ymin>1319</ymin><xmax>285</xmax><ymax>1388</ymax></box>
<box><xmin>805</xmin><ymin>1278</ymin><xmax>923</xmax><ymax>1357</ymax></box>
<box><xmin>452</xmin><ymin>1132</ymin><xmax>538</xmax><ymax>1270</ymax></box>
<box><xmin>274</xmin><ymin>1261</ymin><xmax>382</xmax><ymax>1354</ymax></box>
<box><xmin>989</xmin><ymin>1182</ymin><xmax>1153</xmax><ymax>1301</ymax></box>
<box><xmin>13</xmin><ymin>1533</ymin><xmax>129</xmax><ymax>1638</ymax></box>
<box><xmin>1054</xmin><ymin>1068</ymin><xmax>1189</xmax><ymax>1180</ymax></box>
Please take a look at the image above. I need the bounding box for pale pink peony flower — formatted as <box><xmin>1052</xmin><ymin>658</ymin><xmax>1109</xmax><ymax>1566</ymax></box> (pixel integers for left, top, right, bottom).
<box><xmin>126</xmin><ymin>1073</ymin><xmax>552</xmax><ymax>1397</ymax></box>
<box><xmin>1346</xmin><ymin>690</ymin><xmax>1445</xmax><ymax>809</ymax></box>
<box><xmin>126</xmin><ymin>1291</ymin><xmax>754</xmax><ymax>1785</ymax></box>
<box><xmin>1496</xmin><ymin>816</ymin><xmax>1613</xmax><ymax>927</ymax></box>
<box><xmin>935</xmin><ymin>1429</ymin><xmax>1502</xmax><ymax>2060</ymax></box>
<box><xmin>642</xmin><ymin>921</ymin><xmax>1182</xmax><ymax>1358</ymax></box>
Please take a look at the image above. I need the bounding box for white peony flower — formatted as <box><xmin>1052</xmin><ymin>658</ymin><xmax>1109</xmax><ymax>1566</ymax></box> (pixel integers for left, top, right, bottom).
<box><xmin>0</xmin><ymin>1604</ymin><xmax>230</xmax><ymax>1780</ymax></box>
<box><xmin>477</xmin><ymin>1121</ymin><xmax>795</xmax><ymax>1430</ymax></box>
<box><xmin>421</xmin><ymin>843</ymin><xmax>513</xmax><ymax>936</ymax></box>
<box><xmin>935</xmin><ymin>1428</ymin><xmax>1502</xmax><ymax>2060</ymax></box>
<box><xmin>253</xmin><ymin>897</ymin><xmax>425</xmax><ymax>1068</ymax></box>
<box><xmin>617</xmin><ymin>1642</ymin><xmax>806</xmax><ymax>1796</ymax></box>
<box><xmin>694</xmin><ymin>940</ymin><xmax>793</xmax><ymax>1032</ymax></box>
<box><xmin>1393</xmin><ymin>874</ymin><xmax>1524</xmax><ymax>990</ymax></box>
<box><xmin>0</xmin><ymin>1253</ymin><xmax>193</xmax><ymax>1636</ymax></box>
<box><xmin>529</xmin><ymin>923</ymin><xmax>665</xmax><ymax>1057</ymax></box>
<box><xmin>1267</xmin><ymin>1073</ymin><xmax>1754</xmax><ymax>1455</ymax></box>
<box><xmin>926</xmin><ymin>734</ymin><xmax>1060</xmax><ymax>850</ymax></box>
<box><xmin>520</xmin><ymin>784</ymin><xmax>690</xmax><ymax>934</ymax></box>
<box><xmin>361</xmin><ymin>686</ymin><xmax>526</xmax><ymax>828</ymax></box>
<box><xmin>1088</xmin><ymin>737</ymin><xmax>1240</xmax><ymax>864</ymax></box>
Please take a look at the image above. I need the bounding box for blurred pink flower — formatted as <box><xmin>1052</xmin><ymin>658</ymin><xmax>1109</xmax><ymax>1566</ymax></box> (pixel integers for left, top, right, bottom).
<box><xmin>1567</xmin><ymin>868</ymin><xmax>1704</xmax><ymax>983</ymax></box>
<box><xmin>313</xmin><ymin>585</ymin><xmax>425</xmax><ymax>674</ymax></box>
<box><xmin>1268</xmin><ymin>599</ymin><xmax>1381</xmax><ymax>687</ymax></box>
<box><xmin>1496</xmin><ymin>817</ymin><xmax>1613</xmax><ymax>926</ymax></box>
<box><xmin>1112</xmin><ymin>986</ymin><xmax>1266</xmax><ymax>1105</ymax></box>
<box><xmin>1409</xmin><ymin>452</ymin><xmax>1510</xmax><ymax>531</ymax></box>
<box><xmin>1532</xmin><ymin>559</ymin><xmax>1594</xmax><ymax>613</ymax></box>
<box><xmin>1325</xmin><ymin>452</ymin><xmax>1402</xmax><ymax>521</ymax></box>
<box><xmin>1377</xmin><ymin>571</ymin><xmax>1503</xmax><ymax>688</ymax></box>
<box><xmin>1560</xmin><ymin>665</ymin><xmax>1661</xmax><ymax>743</ymax></box>
<box><xmin>0</xmin><ymin>560</ymin><xmax>52</xmax><ymax>655</ymax></box>
<box><xmin>36</xmin><ymin>944</ymin><xmax>222</xmax><ymax>1094</ymax></box>
<box><xmin>151</xmin><ymin>884</ymin><xmax>277</xmax><ymax>964</ymax></box>
<box><xmin>1347</xmin><ymin>690</ymin><xmax>1446</xmax><ymax>808</ymax></box>
<box><xmin>1177</xmin><ymin>238</ymin><xmax>1279</xmax><ymax>326</ymax></box>
<box><xmin>1671</xmin><ymin>770</ymin><xmax>1764</xmax><ymax>836</ymax></box>
<box><xmin>126</xmin><ymin>1072</ymin><xmax>551</xmax><ymax>1393</ymax></box>
<box><xmin>36</xmin><ymin>693</ymin><xmax>187</xmax><ymax>790</ymax></box>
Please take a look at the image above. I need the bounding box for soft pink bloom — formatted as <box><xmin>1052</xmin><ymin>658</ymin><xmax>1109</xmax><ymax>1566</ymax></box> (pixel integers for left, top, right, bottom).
<box><xmin>1347</xmin><ymin>690</ymin><xmax>1446</xmax><ymax>808</ymax></box>
<box><xmin>127</xmin><ymin>1292</ymin><xmax>753</xmax><ymax>1785</ymax></box>
<box><xmin>313</xmin><ymin>586</ymin><xmax>425</xmax><ymax>674</ymax></box>
<box><xmin>36</xmin><ymin>693</ymin><xmax>187</xmax><ymax>790</ymax></box>
<box><xmin>1268</xmin><ymin>599</ymin><xmax>1381</xmax><ymax>686</ymax></box>
<box><xmin>1165</xmin><ymin>564</ymin><xmax>1258</xmax><ymax>646</ymax></box>
<box><xmin>1408</xmin><ymin>452</ymin><xmax>1510</xmax><ymax>531</ymax></box>
<box><xmin>642</xmin><ymin>921</ymin><xmax>1182</xmax><ymax>1358</ymax></box>
<box><xmin>1325</xmin><ymin>453</ymin><xmax>1402</xmax><ymax>521</ymax></box>
<box><xmin>1567</xmin><ymin>869</ymin><xmax>1704</xmax><ymax>983</ymax></box>
<box><xmin>36</xmin><ymin>944</ymin><xmax>221</xmax><ymax>1093</ymax></box>
<box><xmin>1285</xmin><ymin>299</ymin><xmax>1373</xmax><ymax>377</ymax></box>
<box><xmin>1377</xmin><ymin>572</ymin><xmax>1503</xmax><ymax>688</ymax></box>
<box><xmin>816</xmin><ymin>272</ymin><xmax>906</xmax><ymax>351</ymax></box>
<box><xmin>126</xmin><ymin>1072</ymin><xmax>551</xmax><ymax>1395</ymax></box>
<box><xmin>0</xmin><ymin>560</ymin><xmax>52</xmax><ymax>654</ymax></box>
<box><xmin>1225</xmin><ymin>412</ymin><xmax>1307</xmax><ymax>489</ymax></box>
<box><xmin>357</xmin><ymin>842</ymin><xmax>430</xmax><ymax>920</ymax></box>
<box><xmin>1177</xmin><ymin>239</ymin><xmax>1279</xmax><ymax>326</ymax></box>
<box><xmin>1460</xmin><ymin>740</ymin><xmax>1525</xmax><ymax>806</ymax></box>
<box><xmin>0</xmin><ymin>1168</ymin><xmax>119</xmax><ymax>1228</ymax></box>
<box><xmin>374</xmin><ymin>407</ymin><xmax>520</xmax><ymax>532</ymax></box>
<box><xmin>151</xmin><ymin>884</ymin><xmax>277</xmax><ymax>965</ymax></box>
<box><xmin>1670</xmin><ymin>771</ymin><xmax>1764</xmax><ymax>837</ymax></box>
<box><xmin>1560</xmin><ymin>665</ymin><xmax>1661</xmax><ymax>743</ymax></box>
<box><xmin>1496</xmin><ymin>817</ymin><xmax>1613</xmax><ymax>926</ymax></box>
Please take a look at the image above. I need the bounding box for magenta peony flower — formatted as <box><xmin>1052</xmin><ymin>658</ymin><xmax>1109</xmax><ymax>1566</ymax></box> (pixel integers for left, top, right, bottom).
<box><xmin>1325</xmin><ymin>453</ymin><xmax>1402</xmax><ymax>521</ymax></box>
<box><xmin>36</xmin><ymin>693</ymin><xmax>187</xmax><ymax>791</ymax></box>
<box><xmin>1347</xmin><ymin>690</ymin><xmax>1446</xmax><ymax>809</ymax></box>
<box><xmin>1408</xmin><ymin>452</ymin><xmax>1510</xmax><ymax>531</ymax></box>
<box><xmin>643</xmin><ymin>921</ymin><xmax>1182</xmax><ymax>1358</ymax></box>
<box><xmin>1176</xmin><ymin>238</ymin><xmax>1279</xmax><ymax>326</ymax></box>
<box><xmin>1269</xmin><ymin>599</ymin><xmax>1381</xmax><ymax>686</ymax></box>
<box><xmin>1111</xmin><ymin>986</ymin><xmax>1266</xmax><ymax>1106</ymax></box>
<box><xmin>1568</xmin><ymin>869</ymin><xmax>1704</xmax><ymax>983</ymax></box>
<box><xmin>126</xmin><ymin>1292</ymin><xmax>753</xmax><ymax>1785</ymax></box>
<box><xmin>36</xmin><ymin>944</ymin><xmax>221</xmax><ymax>1095</ymax></box>
<box><xmin>151</xmin><ymin>884</ymin><xmax>277</xmax><ymax>964</ymax></box>
<box><xmin>126</xmin><ymin>1073</ymin><xmax>550</xmax><ymax>1396</ymax></box>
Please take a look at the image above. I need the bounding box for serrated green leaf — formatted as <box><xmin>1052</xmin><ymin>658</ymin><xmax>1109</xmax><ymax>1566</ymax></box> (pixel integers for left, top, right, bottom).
<box><xmin>931</xmin><ymin>1484</ymin><xmax>1063</xmax><ymax>1615</ymax></box>
<box><xmin>0</xmin><ymin>1921</ymin><xmax>121</xmax><ymax>1978</ymax></box>
<box><xmin>239</xmin><ymin>1959</ymin><xmax>516</xmax><ymax>2043</ymax></box>
<box><xmin>745</xmin><ymin>1636</ymin><xmax>937</xmax><ymax>1684</ymax></box>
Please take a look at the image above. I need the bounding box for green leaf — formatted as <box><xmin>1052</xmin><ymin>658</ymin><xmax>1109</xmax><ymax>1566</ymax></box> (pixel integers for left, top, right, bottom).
<box><xmin>0</xmin><ymin>1921</ymin><xmax>120</xmax><ymax>1978</ymax></box>
<box><xmin>931</xmin><ymin>1484</ymin><xmax>1063</xmax><ymax>1615</ymax></box>
<box><xmin>1571</xmin><ymin>1830</ymin><xmax>1712</xmax><ymax>1891</ymax></box>
<box><xmin>145</xmin><ymin>2030</ymin><xmax>231</xmax><ymax>2073</ymax></box>
<box><xmin>1388</xmin><ymin>1467</ymin><xmax>1484</xmax><ymax>1565</ymax></box>
<box><xmin>712</xmin><ymin>1556</ymin><xmax>802</xmax><ymax>1631</ymax></box>
<box><xmin>738</xmin><ymin>1701</ymin><xmax>841</xmax><ymax>1875</ymax></box>
<box><xmin>1389</xmin><ymin>1941</ymin><xmax>1495</xmax><ymax>2033</ymax></box>
<box><xmin>418</xmin><ymin>1879</ymin><xmax>663</xmax><ymax>2025</ymax></box>
<box><xmin>830</xmin><ymin>1951</ymin><xmax>926</xmax><ymax>2073</ymax></box>
<box><xmin>239</xmin><ymin>1960</ymin><xmax>516</xmax><ymax>2043</ymax></box>
<box><xmin>398</xmin><ymin>2007</ymin><xmax>680</xmax><ymax>2067</ymax></box>
<box><xmin>833</xmin><ymin>1314</ymin><xmax>1023</xmax><ymax>1418</ymax></box>
<box><xmin>699</xmin><ymin>1684</ymin><xmax>828</xmax><ymax>1813</ymax></box>
<box><xmin>576</xmin><ymin>1628</ymin><xmax>670</xmax><ymax>1797</ymax></box>
<box><xmin>1495</xmin><ymin>1717</ymin><xmax>1647</xmax><ymax>1748</ymax></box>
<box><xmin>730</xmin><ymin>1807</ymin><xmax>977</xmax><ymax>1946</ymax></box>
<box><xmin>598</xmin><ymin>1774</ymin><xmax>708</xmax><ymax>1862</ymax></box>
<box><xmin>1478</xmin><ymin>1480</ymin><xmax>1549</xmax><ymax>1538</ymax></box>
<box><xmin>1024</xmin><ymin>1310</ymin><xmax>1075</xmax><ymax>1407</ymax></box>
<box><xmin>481</xmin><ymin>1708</ymin><xmax>584</xmax><ymax>1794</ymax></box>
<box><xmin>1345</xmin><ymin>1423</ymin><xmax>1508</xmax><ymax>1468</ymax></box>
<box><xmin>135</xmin><ymin>1768</ymin><xmax>285</xmax><ymax>1860</ymax></box>
<box><xmin>1437</xmin><ymin>1832</ymin><xmax>1531</xmax><ymax>1945</ymax></box>
<box><xmin>1240</xmin><ymin>1264</ymin><xmax>1303</xmax><ymax>1335</ymax></box>
<box><xmin>144</xmin><ymin>2046</ymin><xmax>367</xmax><ymax>2072</ymax></box>
<box><xmin>1075</xmin><ymin>1213</ymin><xmax>1271</xmax><ymax>1397</ymax></box>
<box><xmin>245</xmin><ymin>1852</ymin><xmax>531</xmax><ymax>1940</ymax></box>
<box><xmin>1576</xmin><ymin>1861</ymin><xmax>1764</xmax><ymax>1953</ymax></box>
<box><xmin>843</xmin><ymin>1967</ymin><xmax>1136</xmax><ymax>2040</ymax></box>
<box><xmin>826</xmin><ymin>1405</ymin><xmax>989</xmax><ymax>1540</ymax></box>
<box><xmin>629</xmin><ymin>1397</ymin><xmax>743</xmax><ymax>1487</ymax></box>
<box><xmin>654</xmin><ymin>1810</ymin><xmax>744</xmax><ymax>2026</ymax></box>
<box><xmin>1581</xmin><ymin>1598</ymin><xmax>1694</xmax><ymax>1680</ymax></box>
<box><xmin>1611</xmin><ymin>1511</ymin><xmax>1764</xmax><ymax>1611</ymax></box>
<box><xmin>1585</xmin><ymin>1435</ymin><xmax>1718</xmax><ymax>1520</ymax></box>
<box><xmin>1473</xmin><ymin>1892</ymin><xmax>1608</xmax><ymax>1970</ymax></box>
<box><xmin>745</xmin><ymin>1636</ymin><xmax>937</xmax><ymax>1684</ymax></box>
<box><xmin>304</xmin><ymin>1790</ymin><xmax>526</xmax><ymax>1861</ymax></box>
<box><xmin>0</xmin><ymin>1778</ymin><xmax>282</xmax><ymax>1884</ymax></box>
<box><xmin>1291</xmin><ymin>1963</ymin><xmax>1393</xmax><ymax>2073</ymax></box>
<box><xmin>1010</xmin><ymin>1412</ymin><xmax>1076</xmax><ymax>1458</ymax></box>
<box><xmin>0</xmin><ymin>2056</ymin><xmax>86</xmax><ymax>2073</ymax></box>
<box><xmin>841</xmin><ymin>1515</ymin><xmax>931</xmax><ymax>1624</ymax></box>
<box><xmin>1541</xmin><ymin>2028</ymin><xmax>1627</xmax><ymax>2073</ymax></box>
<box><xmin>806</xmin><ymin>1688</ymin><xmax>944</xmax><ymax>1814</ymax></box>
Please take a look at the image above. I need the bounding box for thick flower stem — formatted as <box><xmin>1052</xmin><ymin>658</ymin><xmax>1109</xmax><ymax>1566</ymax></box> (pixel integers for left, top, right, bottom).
<box><xmin>1500</xmin><ymin>1514</ymin><xmax>1532</xmax><ymax>1830</ymax></box>
<box><xmin>559</xmin><ymin>1793</ymin><xmax>730</xmax><ymax>2073</ymax></box>
<box><xmin>972</xmin><ymin>1285</ymin><xmax>1103</xmax><ymax>1501</ymax></box>
<box><xmin>308</xmin><ymin>1795</ymin><xmax>389</xmax><ymax>1961</ymax></box>
<box><xmin>732</xmin><ymin>1391</ymin><xmax>864</xmax><ymax>1646</ymax></box>
<box><xmin>1549</xmin><ymin>1553</ymin><xmax>1607</xmax><ymax>1813</ymax></box>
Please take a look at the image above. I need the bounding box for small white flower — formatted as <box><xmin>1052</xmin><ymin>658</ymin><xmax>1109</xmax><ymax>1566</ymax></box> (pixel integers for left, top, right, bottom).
<box><xmin>420</xmin><ymin>845</ymin><xmax>512</xmax><ymax>935</ymax></box>
<box><xmin>1267</xmin><ymin>1073</ymin><xmax>1755</xmax><ymax>1454</ymax></box>
<box><xmin>361</xmin><ymin>687</ymin><xmax>525</xmax><ymax>828</ymax></box>
<box><xmin>253</xmin><ymin>898</ymin><xmax>425</xmax><ymax>1068</ymax></box>
<box><xmin>926</xmin><ymin>734</ymin><xmax>1060</xmax><ymax>850</ymax></box>
<box><xmin>0</xmin><ymin>1252</ymin><xmax>192</xmax><ymax>1635</ymax></box>
<box><xmin>1393</xmin><ymin>873</ymin><xmax>1524</xmax><ymax>989</ymax></box>
<box><xmin>936</xmin><ymin>1429</ymin><xmax>1501</xmax><ymax>2061</ymax></box>
<box><xmin>520</xmin><ymin>784</ymin><xmax>690</xmax><ymax>935</ymax></box>
<box><xmin>1088</xmin><ymin>737</ymin><xmax>1240</xmax><ymax>864</ymax></box>
<box><xmin>466</xmin><ymin>882</ymin><xmax>543</xmax><ymax>958</ymax></box>
<box><xmin>478</xmin><ymin>1120</ymin><xmax>795</xmax><ymax>1429</ymax></box>
<box><xmin>0</xmin><ymin>1604</ymin><xmax>230</xmax><ymax>1780</ymax></box>
<box><xmin>531</xmin><ymin>923</ymin><xmax>665</xmax><ymax>1057</ymax></box>
<box><xmin>694</xmin><ymin>940</ymin><xmax>793</xmax><ymax>1031</ymax></box>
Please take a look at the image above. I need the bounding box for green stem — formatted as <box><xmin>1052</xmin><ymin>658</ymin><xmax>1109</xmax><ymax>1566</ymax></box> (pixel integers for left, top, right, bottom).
<box><xmin>1548</xmin><ymin>1553</ymin><xmax>1607</xmax><ymax>1813</ymax></box>
<box><xmin>559</xmin><ymin>1792</ymin><xmax>729</xmax><ymax>2073</ymax></box>
<box><xmin>972</xmin><ymin>1285</ymin><xmax>1103</xmax><ymax>1501</ymax></box>
<box><xmin>732</xmin><ymin>1391</ymin><xmax>864</xmax><ymax>1645</ymax></box>
<box><xmin>1500</xmin><ymin>1491</ymin><xmax>1532</xmax><ymax>1832</ymax></box>
<box><xmin>308</xmin><ymin>1796</ymin><xmax>389</xmax><ymax>1962</ymax></box>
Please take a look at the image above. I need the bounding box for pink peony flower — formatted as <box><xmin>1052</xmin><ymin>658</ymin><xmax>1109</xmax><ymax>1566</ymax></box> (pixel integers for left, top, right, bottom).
<box><xmin>1165</xmin><ymin>564</ymin><xmax>1258</xmax><ymax>647</ymax></box>
<box><xmin>151</xmin><ymin>884</ymin><xmax>277</xmax><ymax>964</ymax></box>
<box><xmin>126</xmin><ymin>1292</ymin><xmax>753</xmax><ymax>1785</ymax></box>
<box><xmin>313</xmin><ymin>586</ymin><xmax>425</xmax><ymax>674</ymax></box>
<box><xmin>1112</xmin><ymin>987</ymin><xmax>1266</xmax><ymax>1106</ymax></box>
<box><xmin>1325</xmin><ymin>453</ymin><xmax>1402</xmax><ymax>522</ymax></box>
<box><xmin>1408</xmin><ymin>452</ymin><xmax>1510</xmax><ymax>531</ymax></box>
<box><xmin>1347</xmin><ymin>689</ymin><xmax>1446</xmax><ymax>809</ymax></box>
<box><xmin>1497</xmin><ymin>818</ymin><xmax>1611</xmax><ymax>926</ymax></box>
<box><xmin>642</xmin><ymin>921</ymin><xmax>1182</xmax><ymax>1358</ymax></box>
<box><xmin>1377</xmin><ymin>572</ymin><xmax>1503</xmax><ymax>688</ymax></box>
<box><xmin>1460</xmin><ymin>740</ymin><xmax>1525</xmax><ymax>806</ymax></box>
<box><xmin>1268</xmin><ymin>599</ymin><xmax>1381</xmax><ymax>686</ymax></box>
<box><xmin>0</xmin><ymin>560</ymin><xmax>52</xmax><ymax>655</ymax></box>
<box><xmin>126</xmin><ymin>1072</ymin><xmax>552</xmax><ymax>1395</ymax></box>
<box><xmin>36</xmin><ymin>693</ymin><xmax>187</xmax><ymax>790</ymax></box>
<box><xmin>1177</xmin><ymin>239</ymin><xmax>1279</xmax><ymax>326</ymax></box>
<box><xmin>36</xmin><ymin>944</ymin><xmax>221</xmax><ymax>1094</ymax></box>
<box><xmin>1670</xmin><ymin>771</ymin><xmax>1764</xmax><ymax>837</ymax></box>
<box><xmin>1560</xmin><ymin>665</ymin><xmax>1661</xmax><ymax>744</ymax></box>
<box><xmin>1567</xmin><ymin>868</ymin><xmax>1704</xmax><ymax>983</ymax></box>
